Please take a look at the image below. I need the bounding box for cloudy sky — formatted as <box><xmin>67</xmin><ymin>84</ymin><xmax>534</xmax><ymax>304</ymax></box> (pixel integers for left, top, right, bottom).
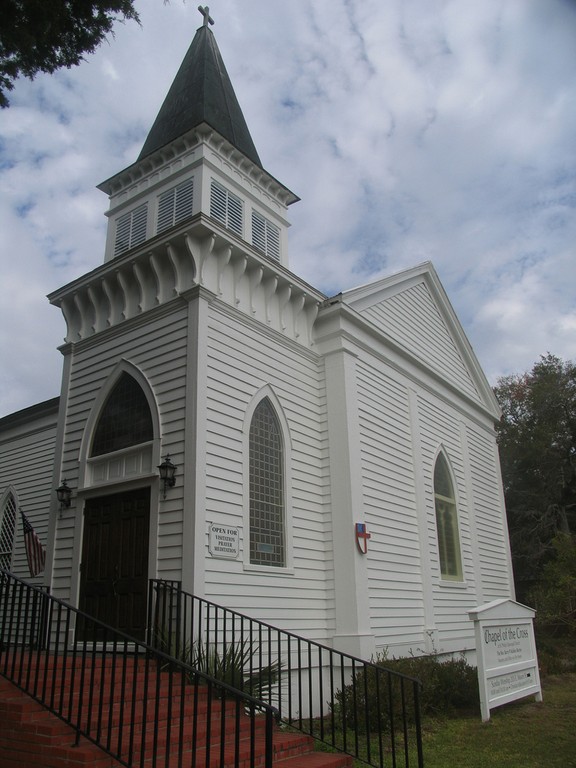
<box><xmin>1</xmin><ymin>0</ymin><xmax>575</xmax><ymax>416</ymax></box>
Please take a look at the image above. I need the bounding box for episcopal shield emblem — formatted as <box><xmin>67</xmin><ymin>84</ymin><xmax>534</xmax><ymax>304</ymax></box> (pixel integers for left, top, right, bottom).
<box><xmin>355</xmin><ymin>522</ymin><xmax>371</xmax><ymax>554</ymax></box>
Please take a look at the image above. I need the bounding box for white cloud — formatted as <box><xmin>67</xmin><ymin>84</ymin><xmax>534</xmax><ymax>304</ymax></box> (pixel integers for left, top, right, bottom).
<box><xmin>1</xmin><ymin>0</ymin><xmax>576</xmax><ymax>415</ymax></box>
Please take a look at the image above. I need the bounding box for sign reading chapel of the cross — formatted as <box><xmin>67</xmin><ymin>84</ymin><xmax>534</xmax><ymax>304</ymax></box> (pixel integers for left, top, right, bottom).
<box><xmin>198</xmin><ymin>5</ymin><xmax>215</xmax><ymax>26</ymax></box>
<box><xmin>469</xmin><ymin>599</ymin><xmax>542</xmax><ymax>721</ymax></box>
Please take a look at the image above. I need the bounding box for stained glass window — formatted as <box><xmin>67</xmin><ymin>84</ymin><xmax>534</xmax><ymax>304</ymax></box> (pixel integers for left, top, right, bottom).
<box><xmin>0</xmin><ymin>493</ymin><xmax>17</xmax><ymax>571</ymax></box>
<box><xmin>434</xmin><ymin>453</ymin><xmax>463</xmax><ymax>581</ymax></box>
<box><xmin>91</xmin><ymin>373</ymin><xmax>153</xmax><ymax>457</ymax></box>
<box><xmin>249</xmin><ymin>398</ymin><xmax>285</xmax><ymax>566</ymax></box>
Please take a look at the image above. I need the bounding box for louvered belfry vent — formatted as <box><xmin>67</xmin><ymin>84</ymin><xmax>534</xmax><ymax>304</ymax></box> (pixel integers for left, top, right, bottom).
<box><xmin>210</xmin><ymin>179</ymin><xmax>243</xmax><ymax>236</ymax></box>
<box><xmin>114</xmin><ymin>203</ymin><xmax>148</xmax><ymax>257</ymax></box>
<box><xmin>157</xmin><ymin>177</ymin><xmax>194</xmax><ymax>234</ymax></box>
<box><xmin>252</xmin><ymin>210</ymin><xmax>280</xmax><ymax>261</ymax></box>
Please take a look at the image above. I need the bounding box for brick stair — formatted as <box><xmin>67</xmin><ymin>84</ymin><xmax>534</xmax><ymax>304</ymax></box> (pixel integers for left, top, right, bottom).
<box><xmin>0</xmin><ymin>656</ymin><xmax>353</xmax><ymax>768</ymax></box>
<box><xmin>0</xmin><ymin>676</ymin><xmax>117</xmax><ymax>768</ymax></box>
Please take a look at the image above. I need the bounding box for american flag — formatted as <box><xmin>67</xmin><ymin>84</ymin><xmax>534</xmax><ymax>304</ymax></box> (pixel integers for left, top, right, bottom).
<box><xmin>20</xmin><ymin>510</ymin><xmax>45</xmax><ymax>577</ymax></box>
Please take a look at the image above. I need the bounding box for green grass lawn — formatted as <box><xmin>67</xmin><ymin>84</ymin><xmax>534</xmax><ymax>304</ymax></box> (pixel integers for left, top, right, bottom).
<box><xmin>421</xmin><ymin>673</ymin><xmax>576</xmax><ymax>768</ymax></box>
<box><xmin>315</xmin><ymin>635</ymin><xmax>575</xmax><ymax>768</ymax></box>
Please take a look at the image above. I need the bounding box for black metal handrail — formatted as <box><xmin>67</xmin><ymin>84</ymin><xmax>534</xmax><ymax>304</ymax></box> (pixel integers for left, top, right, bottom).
<box><xmin>148</xmin><ymin>579</ymin><xmax>424</xmax><ymax>768</ymax></box>
<box><xmin>0</xmin><ymin>570</ymin><xmax>279</xmax><ymax>768</ymax></box>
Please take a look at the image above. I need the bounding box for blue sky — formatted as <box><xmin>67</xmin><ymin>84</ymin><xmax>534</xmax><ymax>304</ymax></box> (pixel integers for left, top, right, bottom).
<box><xmin>1</xmin><ymin>0</ymin><xmax>575</xmax><ymax>416</ymax></box>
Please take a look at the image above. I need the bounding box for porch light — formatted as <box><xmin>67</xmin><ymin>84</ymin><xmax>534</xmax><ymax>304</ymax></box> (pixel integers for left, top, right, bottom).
<box><xmin>56</xmin><ymin>479</ymin><xmax>72</xmax><ymax>509</ymax></box>
<box><xmin>158</xmin><ymin>454</ymin><xmax>177</xmax><ymax>498</ymax></box>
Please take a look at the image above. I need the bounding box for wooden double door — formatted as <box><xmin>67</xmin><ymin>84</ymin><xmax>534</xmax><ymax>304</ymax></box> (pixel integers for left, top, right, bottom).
<box><xmin>79</xmin><ymin>488</ymin><xmax>150</xmax><ymax>641</ymax></box>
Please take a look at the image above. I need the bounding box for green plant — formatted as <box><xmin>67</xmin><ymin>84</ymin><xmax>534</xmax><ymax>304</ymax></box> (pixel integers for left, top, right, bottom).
<box><xmin>530</xmin><ymin>533</ymin><xmax>576</xmax><ymax>636</ymax></box>
<box><xmin>193</xmin><ymin>638</ymin><xmax>282</xmax><ymax>702</ymax></box>
<box><xmin>152</xmin><ymin>626</ymin><xmax>282</xmax><ymax>701</ymax></box>
<box><xmin>327</xmin><ymin>673</ymin><xmax>576</xmax><ymax>768</ymax></box>
<box><xmin>332</xmin><ymin>650</ymin><xmax>479</xmax><ymax>733</ymax></box>
<box><xmin>152</xmin><ymin>624</ymin><xmax>195</xmax><ymax>677</ymax></box>
<box><xmin>536</xmin><ymin>631</ymin><xmax>576</xmax><ymax>675</ymax></box>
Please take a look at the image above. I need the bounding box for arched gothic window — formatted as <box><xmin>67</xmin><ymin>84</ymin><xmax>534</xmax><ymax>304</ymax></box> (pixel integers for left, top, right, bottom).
<box><xmin>434</xmin><ymin>453</ymin><xmax>463</xmax><ymax>581</ymax></box>
<box><xmin>249</xmin><ymin>398</ymin><xmax>285</xmax><ymax>566</ymax></box>
<box><xmin>0</xmin><ymin>493</ymin><xmax>17</xmax><ymax>571</ymax></box>
<box><xmin>91</xmin><ymin>373</ymin><xmax>153</xmax><ymax>457</ymax></box>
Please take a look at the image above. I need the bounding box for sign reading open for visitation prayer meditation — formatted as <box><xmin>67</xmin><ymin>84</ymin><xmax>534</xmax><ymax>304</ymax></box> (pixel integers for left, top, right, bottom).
<box><xmin>468</xmin><ymin>599</ymin><xmax>542</xmax><ymax>721</ymax></box>
<box><xmin>208</xmin><ymin>523</ymin><xmax>240</xmax><ymax>559</ymax></box>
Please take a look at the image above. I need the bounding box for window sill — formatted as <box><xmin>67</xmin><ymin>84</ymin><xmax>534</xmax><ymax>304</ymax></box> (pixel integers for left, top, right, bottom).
<box><xmin>438</xmin><ymin>579</ymin><xmax>467</xmax><ymax>589</ymax></box>
<box><xmin>243</xmin><ymin>562</ymin><xmax>294</xmax><ymax>576</ymax></box>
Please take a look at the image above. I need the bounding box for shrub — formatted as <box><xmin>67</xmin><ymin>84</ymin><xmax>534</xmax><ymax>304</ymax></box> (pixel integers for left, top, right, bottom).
<box><xmin>332</xmin><ymin>650</ymin><xmax>478</xmax><ymax>732</ymax></box>
<box><xmin>536</xmin><ymin>632</ymin><xmax>576</xmax><ymax>675</ymax></box>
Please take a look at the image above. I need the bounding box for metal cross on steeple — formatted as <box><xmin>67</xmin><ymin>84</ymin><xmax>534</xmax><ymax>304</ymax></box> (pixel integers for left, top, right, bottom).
<box><xmin>198</xmin><ymin>5</ymin><xmax>215</xmax><ymax>27</ymax></box>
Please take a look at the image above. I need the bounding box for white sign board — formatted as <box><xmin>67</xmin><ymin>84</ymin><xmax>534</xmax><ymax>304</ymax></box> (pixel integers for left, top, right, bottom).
<box><xmin>469</xmin><ymin>600</ymin><xmax>542</xmax><ymax>721</ymax></box>
<box><xmin>208</xmin><ymin>524</ymin><xmax>240</xmax><ymax>559</ymax></box>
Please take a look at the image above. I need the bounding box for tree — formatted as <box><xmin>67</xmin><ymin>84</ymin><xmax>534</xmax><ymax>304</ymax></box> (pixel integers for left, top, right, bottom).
<box><xmin>530</xmin><ymin>533</ymin><xmax>576</xmax><ymax>636</ymax></box>
<box><xmin>494</xmin><ymin>354</ymin><xmax>576</xmax><ymax>600</ymax></box>
<box><xmin>0</xmin><ymin>0</ymin><xmax>139</xmax><ymax>108</ymax></box>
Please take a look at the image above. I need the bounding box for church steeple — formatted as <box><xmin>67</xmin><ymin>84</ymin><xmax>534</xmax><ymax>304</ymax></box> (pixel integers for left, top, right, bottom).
<box><xmin>138</xmin><ymin>7</ymin><xmax>261</xmax><ymax>167</ymax></box>
<box><xmin>98</xmin><ymin>7</ymin><xmax>297</xmax><ymax>269</ymax></box>
<box><xmin>51</xmin><ymin>7</ymin><xmax>318</xmax><ymax>353</ymax></box>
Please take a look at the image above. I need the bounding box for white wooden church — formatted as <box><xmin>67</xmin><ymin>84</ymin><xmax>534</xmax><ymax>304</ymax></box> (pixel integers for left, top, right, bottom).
<box><xmin>0</xmin><ymin>11</ymin><xmax>514</xmax><ymax>663</ymax></box>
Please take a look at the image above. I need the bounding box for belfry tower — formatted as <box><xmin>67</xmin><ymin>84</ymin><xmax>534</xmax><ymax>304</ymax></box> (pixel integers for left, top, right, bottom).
<box><xmin>46</xmin><ymin>7</ymin><xmax>324</xmax><ymax>635</ymax></box>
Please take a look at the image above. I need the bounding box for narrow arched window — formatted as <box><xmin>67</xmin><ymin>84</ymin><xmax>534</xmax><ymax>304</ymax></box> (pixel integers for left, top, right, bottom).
<box><xmin>91</xmin><ymin>373</ymin><xmax>153</xmax><ymax>457</ymax></box>
<box><xmin>249</xmin><ymin>398</ymin><xmax>285</xmax><ymax>566</ymax></box>
<box><xmin>0</xmin><ymin>493</ymin><xmax>17</xmax><ymax>572</ymax></box>
<box><xmin>434</xmin><ymin>453</ymin><xmax>463</xmax><ymax>581</ymax></box>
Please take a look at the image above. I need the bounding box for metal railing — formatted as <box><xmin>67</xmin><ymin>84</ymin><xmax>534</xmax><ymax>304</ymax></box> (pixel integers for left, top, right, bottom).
<box><xmin>0</xmin><ymin>570</ymin><xmax>279</xmax><ymax>768</ymax></box>
<box><xmin>148</xmin><ymin>580</ymin><xmax>424</xmax><ymax>768</ymax></box>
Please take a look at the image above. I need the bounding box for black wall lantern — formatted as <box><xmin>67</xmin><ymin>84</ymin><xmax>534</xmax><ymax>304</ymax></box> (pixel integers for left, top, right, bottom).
<box><xmin>158</xmin><ymin>454</ymin><xmax>177</xmax><ymax>498</ymax></box>
<box><xmin>56</xmin><ymin>479</ymin><xmax>72</xmax><ymax>509</ymax></box>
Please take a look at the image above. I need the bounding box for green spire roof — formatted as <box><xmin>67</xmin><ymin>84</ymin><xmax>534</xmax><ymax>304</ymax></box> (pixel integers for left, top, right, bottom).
<box><xmin>138</xmin><ymin>22</ymin><xmax>262</xmax><ymax>167</ymax></box>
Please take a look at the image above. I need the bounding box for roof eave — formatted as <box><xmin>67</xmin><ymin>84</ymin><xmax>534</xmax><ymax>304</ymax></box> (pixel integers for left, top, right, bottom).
<box><xmin>97</xmin><ymin>123</ymin><xmax>299</xmax><ymax>206</ymax></box>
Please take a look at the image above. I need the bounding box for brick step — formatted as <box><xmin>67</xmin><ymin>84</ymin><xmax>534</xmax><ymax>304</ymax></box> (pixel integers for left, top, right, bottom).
<box><xmin>0</xmin><ymin>667</ymin><xmax>353</xmax><ymax>768</ymax></box>
<box><xmin>0</xmin><ymin>684</ymin><xmax>210</xmax><ymax>718</ymax></box>
<box><xmin>3</xmin><ymin>656</ymin><xmax>180</xmax><ymax>685</ymax></box>
<box><xmin>0</xmin><ymin>697</ymin><xmax>319</xmax><ymax>768</ymax></box>
<box><xmin>2</xmin><ymin>669</ymin><xmax>229</xmax><ymax>711</ymax></box>
<box><xmin>0</xmin><ymin>682</ymin><xmax>260</xmax><ymax>742</ymax></box>
<box><xmin>0</xmin><ymin>678</ymin><xmax>122</xmax><ymax>767</ymax></box>
<box><xmin>4</xmin><ymin>651</ymin><xmax>188</xmax><ymax>669</ymax></box>
<box><xmin>276</xmin><ymin>754</ymin><xmax>353</xmax><ymax>768</ymax></box>
<box><xmin>2</xmin><ymin>653</ymin><xmax>172</xmax><ymax>676</ymax></box>
<box><xmin>0</xmin><ymin>678</ymin><xmax>182</xmax><ymax>704</ymax></box>
<box><xmin>117</xmin><ymin>731</ymin><xmax>317</xmax><ymax>768</ymax></box>
<box><xmin>79</xmin><ymin>708</ymin><xmax>269</xmax><ymax>751</ymax></box>
<box><xmin>1</xmin><ymin>698</ymin><xmax>260</xmax><ymax>747</ymax></box>
<box><xmin>3</xmin><ymin>654</ymin><xmax>248</xmax><ymax>693</ymax></box>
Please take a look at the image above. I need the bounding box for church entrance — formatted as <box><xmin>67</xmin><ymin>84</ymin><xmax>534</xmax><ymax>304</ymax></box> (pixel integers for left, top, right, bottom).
<box><xmin>78</xmin><ymin>487</ymin><xmax>150</xmax><ymax>642</ymax></box>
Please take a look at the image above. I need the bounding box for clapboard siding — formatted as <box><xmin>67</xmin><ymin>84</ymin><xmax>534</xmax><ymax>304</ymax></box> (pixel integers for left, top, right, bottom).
<box><xmin>1</xmin><ymin>254</ymin><xmax>514</xmax><ymax>661</ymax></box>
<box><xmin>202</xmin><ymin>306</ymin><xmax>332</xmax><ymax>638</ymax></box>
<box><xmin>355</xmin><ymin>356</ymin><xmax>424</xmax><ymax>650</ymax></box>
<box><xmin>52</xmin><ymin>305</ymin><xmax>190</xmax><ymax>600</ymax></box>
<box><xmin>361</xmin><ymin>282</ymin><xmax>482</xmax><ymax>405</ymax></box>
<box><xmin>416</xmin><ymin>393</ymin><xmax>480</xmax><ymax>649</ymax></box>
<box><xmin>466</xmin><ymin>424</ymin><xmax>512</xmax><ymax>600</ymax></box>
<box><xmin>0</xmin><ymin>411</ymin><xmax>57</xmax><ymax>582</ymax></box>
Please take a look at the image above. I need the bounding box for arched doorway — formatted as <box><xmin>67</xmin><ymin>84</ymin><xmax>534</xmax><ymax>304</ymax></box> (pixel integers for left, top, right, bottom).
<box><xmin>78</xmin><ymin>372</ymin><xmax>154</xmax><ymax>641</ymax></box>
